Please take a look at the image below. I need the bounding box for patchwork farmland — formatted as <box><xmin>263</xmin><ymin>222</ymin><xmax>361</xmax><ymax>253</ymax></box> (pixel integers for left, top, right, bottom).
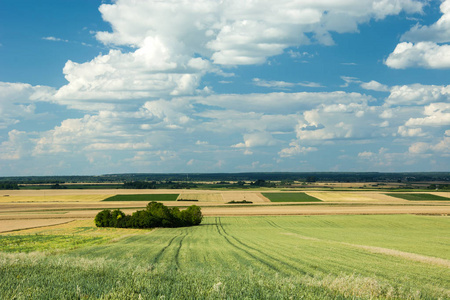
<box><xmin>0</xmin><ymin>188</ymin><xmax>449</xmax><ymax>299</ymax></box>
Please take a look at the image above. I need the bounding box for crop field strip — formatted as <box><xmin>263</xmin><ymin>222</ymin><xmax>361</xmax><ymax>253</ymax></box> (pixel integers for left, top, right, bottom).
<box><xmin>1</xmin><ymin>215</ymin><xmax>448</xmax><ymax>299</ymax></box>
<box><xmin>103</xmin><ymin>194</ymin><xmax>179</xmax><ymax>201</ymax></box>
<box><xmin>385</xmin><ymin>193</ymin><xmax>450</xmax><ymax>201</ymax></box>
<box><xmin>262</xmin><ymin>192</ymin><xmax>322</xmax><ymax>202</ymax></box>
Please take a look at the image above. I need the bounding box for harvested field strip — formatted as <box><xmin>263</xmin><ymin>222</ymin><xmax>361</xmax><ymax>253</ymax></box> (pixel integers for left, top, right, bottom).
<box><xmin>0</xmin><ymin>194</ymin><xmax>113</xmax><ymax>203</ymax></box>
<box><xmin>103</xmin><ymin>194</ymin><xmax>179</xmax><ymax>201</ymax></box>
<box><xmin>262</xmin><ymin>192</ymin><xmax>321</xmax><ymax>202</ymax></box>
<box><xmin>221</xmin><ymin>192</ymin><xmax>267</xmax><ymax>203</ymax></box>
<box><xmin>386</xmin><ymin>193</ymin><xmax>450</xmax><ymax>201</ymax></box>
<box><xmin>177</xmin><ymin>193</ymin><xmax>223</xmax><ymax>202</ymax></box>
<box><xmin>308</xmin><ymin>192</ymin><xmax>385</xmax><ymax>202</ymax></box>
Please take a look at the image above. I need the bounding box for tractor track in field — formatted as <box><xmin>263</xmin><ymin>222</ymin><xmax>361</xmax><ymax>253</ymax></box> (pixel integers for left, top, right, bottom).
<box><xmin>214</xmin><ymin>217</ymin><xmax>281</xmax><ymax>273</ymax></box>
<box><xmin>214</xmin><ymin>217</ymin><xmax>311</xmax><ymax>275</ymax></box>
<box><xmin>152</xmin><ymin>232</ymin><xmax>180</xmax><ymax>265</ymax></box>
<box><xmin>174</xmin><ymin>231</ymin><xmax>187</xmax><ymax>270</ymax></box>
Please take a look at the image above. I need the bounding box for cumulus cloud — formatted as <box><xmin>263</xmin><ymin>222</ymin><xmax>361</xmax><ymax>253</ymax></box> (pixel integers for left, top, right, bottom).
<box><xmin>386</xmin><ymin>1</ymin><xmax>450</xmax><ymax>69</ymax></box>
<box><xmin>385</xmin><ymin>42</ymin><xmax>450</xmax><ymax>69</ymax></box>
<box><xmin>397</xmin><ymin>125</ymin><xmax>425</xmax><ymax>137</ymax></box>
<box><xmin>53</xmin><ymin>37</ymin><xmax>211</xmax><ymax>108</ymax></box>
<box><xmin>0</xmin><ymin>130</ymin><xmax>31</xmax><ymax>160</ymax></box>
<box><xmin>405</xmin><ymin>103</ymin><xmax>450</xmax><ymax>127</ymax></box>
<box><xmin>44</xmin><ymin>0</ymin><xmax>424</xmax><ymax>108</ymax></box>
<box><xmin>386</xmin><ymin>84</ymin><xmax>450</xmax><ymax>106</ymax></box>
<box><xmin>96</xmin><ymin>0</ymin><xmax>423</xmax><ymax>66</ymax></box>
<box><xmin>278</xmin><ymin>142</ymin><xmax>317</xmax><ymax>157</ymax></box>
<box><xmin>232</xmin><ymin>131</ymin><xmax>277</xmax><ymax>148</ymax></box>
<box><xmin>401</xmin><ymin>0</ymin><xmax>450</xmax><ymax>43</ymax></box>
<box><xmin>294</xmin><ymin>102</ymin><xmax>382</xmax><ymax>141</ymax></box>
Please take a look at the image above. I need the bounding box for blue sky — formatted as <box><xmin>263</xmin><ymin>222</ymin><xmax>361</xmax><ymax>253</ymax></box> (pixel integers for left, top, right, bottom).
<box><xmin>0</xmin><ymin>0</ymin><xmax>449</xmax><ymax>175</ymax></box>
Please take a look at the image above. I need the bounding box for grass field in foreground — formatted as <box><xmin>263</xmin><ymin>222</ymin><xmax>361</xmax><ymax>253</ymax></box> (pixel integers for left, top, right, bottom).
<box><xmin>103</xmin><ymin>194</ymin><xmax>179</xmax><ymax>201</ymax></box>
<box><xmin>386</xmin><ymin>193</ymin><xmax>450</xmax><ymax>201</ymax></box>
<box><xmin>1</xmin><ymin>215</ymin><xmax>449</xmax><ymax>299</ymax></box>
<box><xmin>262</xmin><ymin>192</ymin><xmax>322</xmax><ymax>202</ymax></box>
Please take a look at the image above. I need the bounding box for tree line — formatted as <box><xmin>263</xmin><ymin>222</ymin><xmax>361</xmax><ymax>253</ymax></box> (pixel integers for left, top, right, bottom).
<box><xmin>95</xmin><ymin>202</ymin><xmax>202</xmax><ymax>228</ymax></box>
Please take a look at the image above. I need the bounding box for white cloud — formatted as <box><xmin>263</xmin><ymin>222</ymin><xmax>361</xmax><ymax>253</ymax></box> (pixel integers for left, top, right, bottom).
<box><xmin>0</xmin><ymin>82</ymin><xmax>55</xmax><ymax>129</ymax></box>
<box><xmin>385</xmin><ymin>42</ymin><xmax>450</xmax><ymax>69</ymax></box>
<box><xmin>360</xmin><ymin>80</ymin><xmax>390</xmax><ymax>92</ymax></box>
<box><xmin>85</xmin><ymin>142</ymin><xmax>152</xmax><ymax>150</ymax></box>
<box><xmin>401</xmin><ymin>0</ymin><xmax>450</xmax><ymax>43</ymax></box>
<box><xmin>193</xmin><ymin>91</ymin><xmax>374</xmax><ymax>114</ymax></box>
<box><xmin>294</xmin><ymin>102</ymin><xmax>381</xmax><ymax>141</ymax></box>
<box><xmin>42</xmin><ymin>36</ymin><xmax>69</xmax><ymax>43</ymax></box>
<box><xmin>405</xmin><ymin>103</ymin><xmax>450</xmax><ymax>127</ymax></box>
<box><xmin>397</xmin><ymin>125</ymin><xmax>425</xmax><ymax>137</ymax></box>
<box><xmin>0</xmin><ymin>130</ymin><xmax>30</xmax><ymax>160</ymax></box>
<box><xmin>232</xmin><ymin>131</ymin><xmax>277</xmax><ymax>148</ymax></box>
<box><xmin>386</xmin><ymin>1</ymin><xmax>450</xmax><ymax>69</ymax></box>
<box><xmin>96</xmin><ymin>0</ymin><xmax>423</xmax><ymax>66</ymax></box>
<box><xmin>387</xmin><ymin>84</ymin><xmax>450</xmax><ymax>106</ymax></box>
<box><xmin>278</xmin><ymin>142</ymin><xmax>317</xmax><ymax>157</ymax></box>
<box><xmin>53</xmin><ymin>38</ymin><xmax>211</xmax><ymax>108</ymax></box>
<box><xmin>253</xmin><ymin>78</ymin><xmax>323</xmax><ymax>89</ymax></box>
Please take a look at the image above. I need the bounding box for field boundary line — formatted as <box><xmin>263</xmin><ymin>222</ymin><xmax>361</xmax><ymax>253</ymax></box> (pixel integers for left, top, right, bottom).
<box><xmin>281</xmin><ymin>232</ymin><xmax>450</xmax><ymax>268</ymax></box>
<box><xmin>255</xmin><ymin>193</ymin><xmax>271</xmax><ymax>202</ymax></box>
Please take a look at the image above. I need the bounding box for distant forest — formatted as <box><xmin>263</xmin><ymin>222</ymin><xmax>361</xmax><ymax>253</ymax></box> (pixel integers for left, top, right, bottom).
<box><xmin>0</xmin><ymin>172</ymin><xmax>449</xmax><ymax>185</ymax></box>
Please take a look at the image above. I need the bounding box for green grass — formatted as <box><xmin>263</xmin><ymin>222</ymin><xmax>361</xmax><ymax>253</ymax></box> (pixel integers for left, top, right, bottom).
<box><xmin>262</xmin><ymin>192</ymin><xmax>322</xmax><ymax>202</ymax></box>
<box><xmin>0</xmin><ymin>235</ymin><xmax>106</xmax><ymax>253</ymax></box>
<box><xmin>386</xmin><ymin>193</ymin><xmax>450</xmax><ymax>201</ymax></box>
<box><xmin>103</xmin><ymin>194</ymin><xmax>179</xmax><ymax>201</ymax></box>
<box><xmin>1</xmin><ymin>215</ymin><xmax>449</xmax><ymax>299</ymax></box>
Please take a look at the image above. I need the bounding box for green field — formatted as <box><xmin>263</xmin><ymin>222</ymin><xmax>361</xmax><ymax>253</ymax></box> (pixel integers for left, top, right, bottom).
<box><xmin>103</xmin><ymin>194</ymin><xmax>179</xmax><ymax>201</ymax></box>
<box><xmin>262</xmin><ymin>192</ymin><xmax>322</xmax><ymax>202</ymax></box>
<box><xmin>1</xmin><ymin>215</ymin><xmax>449</xmax><ymax>299</ymax></box>
<box><xmin>386</xmin><ymin>193</ymin><xmax>450</xmax><ymax>201</ymax></box>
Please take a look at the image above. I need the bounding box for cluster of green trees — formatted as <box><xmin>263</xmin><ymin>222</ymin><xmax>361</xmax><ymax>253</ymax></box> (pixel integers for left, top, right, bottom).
<box><xmin>0</xmin><ymin>182</ymin><xmax>19</xmax><ymax>190</ymax></box>
<box><xmin>94</xmin><ymin>202</ymin><xmax>202</xmax><ymax>228</ymax></box>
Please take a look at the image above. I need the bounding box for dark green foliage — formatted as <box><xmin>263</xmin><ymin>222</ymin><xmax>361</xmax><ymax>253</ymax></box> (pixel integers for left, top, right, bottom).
<box><xmin>94</xmin><ymin>209</ymin><xmax>113</xmax><ymax>227</ymax></box>
<box><xmin>123</xmin><ymin>180</ymin><xmax>198</xmax><ymax>189</ymax></box>
<box><xmin>50</xmin><ymin>183</ymin><xmax>67</xmax><ymax>189</ymax></box>
<box><xmin>0</xmin><ymin>182</ymin><xmax>19</xmax><ymax>190</ymax></box>
<box><xmin>250</xmin><ymin>179</ymin><xmax>276</xmax><ymax>187</ymax></box>
<box><xmin>94</xmin><ymin>202</ymin><xmax>202</xmax><ymax>229</ymax></box>
<box><xmin>227</xmin><ymin>200</ymin><xmax>253</xmax><ymax>204</ymax></box>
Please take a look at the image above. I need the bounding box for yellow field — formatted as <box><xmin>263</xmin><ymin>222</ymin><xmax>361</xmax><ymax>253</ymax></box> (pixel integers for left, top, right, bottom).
<box><xmin>308</xmin><ymin>192</ymin><xmax>407</xmax><ymax>202</ymax></box>
<box><xmin>221</xmin><ymin>192</ymin><xmax>269</xmax><ymax>203</ymax></box>
<box><xmin>177</xmin><ymin>192</ymin><xmax>223</xmax><ymax>202</ymax></box>
<box><xmin>0</xmin><ymin>194</ymin><xmax>113</xmax><ymax>203</ymax></box>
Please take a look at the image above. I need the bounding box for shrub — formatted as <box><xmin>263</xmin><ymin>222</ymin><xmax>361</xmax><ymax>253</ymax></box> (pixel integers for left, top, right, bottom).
<box><xmin>94</xmin><ymin>209</ymin><xmax>113</xmax><ymax>227</ymax></box>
